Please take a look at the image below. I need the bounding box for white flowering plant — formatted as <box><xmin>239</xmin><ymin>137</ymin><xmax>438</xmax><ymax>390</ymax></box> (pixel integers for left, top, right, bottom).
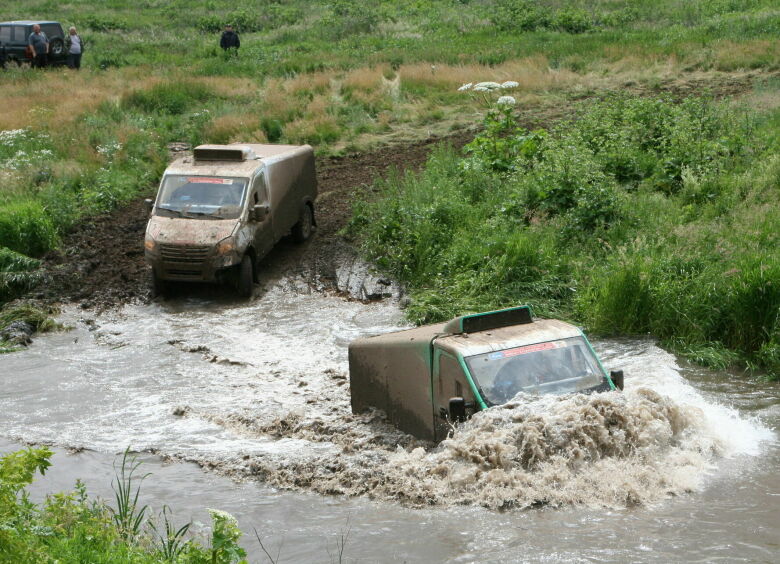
<box><xmin>457</xmin><ymin>79</ymin><xmax>519</xmax><ymax>107</ymax></box>
<box><xmin>208</xmin><ymin>508</ymin><xmax>247</xmax><ymax>564</ymax></box>
<box><xmin>457</xmin><ymin>80</ymin><xmax>545</xmax><ymax>173</ymax></box>
<box><xmin>0</xmin><ymin>129</ymin><xmax>57</xmax><ymax>174</ymax></box>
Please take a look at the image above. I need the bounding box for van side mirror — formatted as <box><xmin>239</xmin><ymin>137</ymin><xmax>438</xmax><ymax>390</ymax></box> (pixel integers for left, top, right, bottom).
<box><xmin>448</xmin><ymin>397</ymin><xmax>467</xmax><ymax>422</ymax></box>
<box><xmin>144</xmin><ymin>198</ymin><xmax>153</xmax><ymax>212</ymax></box>
<box><xmin>252</xmin><ymin>204</ymin><xmax>269</xmax><ymax>222</ymax></box>
<box><xmin>610</xmin><ymin>370</ymin><xmax>624</xmax><ymax>391</ymax></box>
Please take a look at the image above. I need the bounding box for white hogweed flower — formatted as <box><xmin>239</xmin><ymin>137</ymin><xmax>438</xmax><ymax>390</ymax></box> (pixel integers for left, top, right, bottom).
<box><xmin>458</xmin><ymin>82</ymin><xmax>473</xmax><ymax>91</ymax></box>
<box><xmin>497</xmin><ymin>95</ymin><xmax>516</xmax><ymax>106</ymax></box>
<box><xmin>474</xmin><ymin>81</ymin><xmax>502</xmax><ymax>90</ymax></box>
<box><xmin>501</xmin><ymin>81</ymin><xmax>519</xmax><ymax>89</ymax></box>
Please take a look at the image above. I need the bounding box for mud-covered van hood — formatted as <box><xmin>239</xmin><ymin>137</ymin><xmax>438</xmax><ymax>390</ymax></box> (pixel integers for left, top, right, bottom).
<box><xmin>146</xmin><ymin>216</ymin><xmax>237</xmax><ymax>245</ymax></box>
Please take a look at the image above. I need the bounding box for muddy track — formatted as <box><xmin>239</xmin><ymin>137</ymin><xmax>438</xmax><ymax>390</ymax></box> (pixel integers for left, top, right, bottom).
<box><xmin>33</xmin><ymin>132</ymin><xmax>473</xmax><ymax>309</ymax></box>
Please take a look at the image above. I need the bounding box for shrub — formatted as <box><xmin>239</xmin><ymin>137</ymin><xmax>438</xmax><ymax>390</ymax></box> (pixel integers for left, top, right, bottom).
<box><xmin>0</xmin><ymin>201</ymin><xmax>58</xmax><ymax>257</ymax></box>
<box><xmin>490</xmin><ymin>0</ymin><xmax>550</xmax><ymax>32</ymax></box>
<box><xmin>552</xmin><ymin>9</ymin><xmax>593</xmax><ymax>34</ymax></box>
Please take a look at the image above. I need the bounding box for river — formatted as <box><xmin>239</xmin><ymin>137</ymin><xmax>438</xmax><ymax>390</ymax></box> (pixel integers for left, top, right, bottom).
<box><xmin>1</xmin><ymin>275</ymin><xmax>777</xmax><ymax>562</ymax></box>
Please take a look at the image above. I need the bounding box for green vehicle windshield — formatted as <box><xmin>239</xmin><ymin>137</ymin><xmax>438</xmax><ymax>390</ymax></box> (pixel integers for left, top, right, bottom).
<box><xmin>465</xmin><ymin>336</ymin><xmax>604</xmax><ymax>404</ymax></box>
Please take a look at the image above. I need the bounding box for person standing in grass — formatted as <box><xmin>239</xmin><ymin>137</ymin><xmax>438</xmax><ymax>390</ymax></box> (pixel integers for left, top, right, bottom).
<box><xmin>220</xmin><ymin>24</ymin><xmax>240</xmax><ymax>56</ymax></box>
<box><xmin>28</xmin><ymin>24</ymin><xmax>49</xmax><ymax>68</ymax></box>
<box><xmin>65</xmin><ymin>26</ymin><xmax>84</xmax><ymax>69</ymax></box>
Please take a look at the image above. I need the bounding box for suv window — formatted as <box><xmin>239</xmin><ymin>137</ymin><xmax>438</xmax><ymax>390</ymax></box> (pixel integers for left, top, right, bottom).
<box><xmin>40</xmin><ymin>24</ymin><xmax>62</xmax><ymax>38</ymax></box>
<box><xmin>13</xmin><ymin>26</ymin><xmax>28</xmax><ymax>42</ymax></box>
<box><xmin>0</xmin><ymin>26</ymin><xmax>10</xmax><ymax>43</ymax></box>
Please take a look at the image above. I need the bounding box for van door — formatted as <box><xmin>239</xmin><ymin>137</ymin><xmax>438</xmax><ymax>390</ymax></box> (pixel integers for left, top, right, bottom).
<box><xmin>431</xmin><ymin>349</ymin><xmax>476</xmax><ymax>442</ymax></box>
<box><xmin>249</xmin><ymin>171</ymin><xmax>274</xmax><ymax>259</ymax></box>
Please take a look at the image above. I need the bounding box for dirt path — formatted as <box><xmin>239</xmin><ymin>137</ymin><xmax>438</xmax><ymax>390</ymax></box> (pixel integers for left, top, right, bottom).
<box><xmin>33</xmin><ymin>132</ymin><xmax>473</xmax><ymax>309</ymax></box>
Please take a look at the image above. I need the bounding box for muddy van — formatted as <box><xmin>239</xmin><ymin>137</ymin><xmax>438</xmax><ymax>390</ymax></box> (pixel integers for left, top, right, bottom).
<box><xmin>144</xmin><ymin>143</ymin><xmax>317</xmax><ymax>296</ymax></box>
<box><xmin>349</xmin><ymin>306</ymin><xmax>624</xmax><ymax>442</ymax></box>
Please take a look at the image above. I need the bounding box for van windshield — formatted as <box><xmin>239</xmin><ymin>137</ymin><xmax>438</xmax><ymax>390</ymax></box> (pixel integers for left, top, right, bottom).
<box><xmin>465</xmin><ymin>337</ymin><xmax>605</xmax><ymax>404</ymax></box>
<box><xmin>155</xmin><ymin>175</ymin><xmax>248</xmax><ymax>219</ymax></box>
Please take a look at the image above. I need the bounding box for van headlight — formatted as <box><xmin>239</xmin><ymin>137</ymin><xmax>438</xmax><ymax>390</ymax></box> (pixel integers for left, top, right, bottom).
<box><xmin>144</xmin><ymin>236</ymin><xmax>157</xmax><ymax>253</ymax></box>
<box><xmin>214</xmin><ymin>237</ymin><xmax>238</xmax><ymax>267</ymax></box>
<box><xmin>216</xmin><ymin>238</ymin><xmax>235</xmax><ymax>255</ymax></box>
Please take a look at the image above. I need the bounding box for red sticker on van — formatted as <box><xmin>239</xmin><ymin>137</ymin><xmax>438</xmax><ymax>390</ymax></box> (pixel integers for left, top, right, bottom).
<box><xmin>188</xmin><ymin>177</ymin><xmax>231</xmax><ymax>184</ymax></box>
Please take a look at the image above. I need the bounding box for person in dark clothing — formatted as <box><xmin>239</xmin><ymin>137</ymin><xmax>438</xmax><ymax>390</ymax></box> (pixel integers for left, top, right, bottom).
<box><xmin>220</xmin><ymin>24</ymin><xmax>240</xmax><ymax>56</ymax></box>
<box><xmin>28</xmin><ymin>24</ymin><xmax>49</xmax><ymax>68</ymax></box>
<box><xmin>0</xmin><ymin>40</ymin><xmax>7</xmax><ymax>70</ymax></box>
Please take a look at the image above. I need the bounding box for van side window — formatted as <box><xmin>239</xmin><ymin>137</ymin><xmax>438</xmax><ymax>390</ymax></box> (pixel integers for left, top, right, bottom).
<box><xmin>0</xmin><ymin>27</ymin><xmax>10</xmax><ymax>43</ymax></box>
<box><xmin>252</xmin><ymin>172</ymin><xmax>268</xmax><ymax>203</ymax></box>
<box><xmin>439</xmin><ymin>354</ymin><xmax>465</xmax><ymax>398</ymax></box>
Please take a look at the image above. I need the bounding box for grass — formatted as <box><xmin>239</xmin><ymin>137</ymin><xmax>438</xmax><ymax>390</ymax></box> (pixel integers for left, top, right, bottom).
<box><xmin>347</xmin><ymin>93</ymin><xmax>780</xmax><ymax>378</ymax></box>
<box><xmin>1</xmin><ymin>2</ymin><xmax>778</xmax><ymax>290</ymax></box>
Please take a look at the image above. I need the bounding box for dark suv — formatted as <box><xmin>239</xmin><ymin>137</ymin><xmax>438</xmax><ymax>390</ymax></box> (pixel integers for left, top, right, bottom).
<box><xmin>0</xmin><ymin>21</ymin><xmax>66</xmax><ymax>66</ymax></box>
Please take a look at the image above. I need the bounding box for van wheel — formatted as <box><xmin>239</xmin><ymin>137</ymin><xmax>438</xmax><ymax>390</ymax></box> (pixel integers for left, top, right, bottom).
<box><xmin>237</xmin><ymin>255</ymin><xmax>254</xmax><ymax>297</ymax></box>
<box><xmin>151</xmin><ymin>272</ymin><xmax>166</xmax><ymax>297</ymax></box>
<box><xmin>292</xmin><ymin>204</ymin><xmax>314</xmax><ymax>243</ymax></box>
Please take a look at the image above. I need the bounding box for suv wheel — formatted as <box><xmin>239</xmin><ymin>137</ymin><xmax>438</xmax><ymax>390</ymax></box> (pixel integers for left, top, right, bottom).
<box><xmin>50</xmin><ymin>38</ymin><xmax>64</xmax><ymax>56</ymax></box>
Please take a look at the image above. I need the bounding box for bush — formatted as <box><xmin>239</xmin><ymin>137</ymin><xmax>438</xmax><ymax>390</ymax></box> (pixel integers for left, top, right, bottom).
<box><xmin>490</xmin><ymin>0</ymin><xmax>550</xmax><ymax>32</ymax></box>
<box><xmin>0</xmin><ymin>201</ymin><xmax>58</xmax><ymax>258</ymax></box>
<box><xmin>0</xmin><ymin>447</ymin><xmax>247</xmax><ymax>563</ymax></box>
<box><xmin>552</xmin><ymin>9</ymin><xmax>593</xmax><ymax>33</ymax></box>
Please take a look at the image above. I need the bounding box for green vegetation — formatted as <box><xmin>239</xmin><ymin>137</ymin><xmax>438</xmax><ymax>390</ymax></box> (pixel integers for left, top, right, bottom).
<box><xmin>0</xmin><ymin>447</ymin><xmax>248</xmax><ymax>563</ymax></box>
<box><xmin>348</xmin><ymin>90</ymin><xmax>780</xmax><ymax>377</ymax></box>
<box><xmin>1</xmin><ymin>1</ymin><xmax>778</xmax><ymax>306</ymax></box>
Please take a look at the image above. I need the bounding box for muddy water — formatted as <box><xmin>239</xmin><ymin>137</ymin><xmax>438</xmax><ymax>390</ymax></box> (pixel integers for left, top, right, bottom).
<box><xmin>1</xmin><ymin>277</ymin><xmax>778</xmax><ymax>562</ymax></box>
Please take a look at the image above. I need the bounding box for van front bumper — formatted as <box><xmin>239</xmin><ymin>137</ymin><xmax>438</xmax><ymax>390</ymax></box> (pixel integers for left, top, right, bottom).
<box><xmin>145</xmin><ymin>244</ymin><xmax>239</xmax><ymax>282</ymax></box>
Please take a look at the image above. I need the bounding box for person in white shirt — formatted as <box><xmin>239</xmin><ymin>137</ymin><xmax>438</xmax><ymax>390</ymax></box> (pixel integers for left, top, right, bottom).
<box><xmin>65</xmin><ymin>26</ymin><xmax>83</xmax><ymax>69</ymax></box>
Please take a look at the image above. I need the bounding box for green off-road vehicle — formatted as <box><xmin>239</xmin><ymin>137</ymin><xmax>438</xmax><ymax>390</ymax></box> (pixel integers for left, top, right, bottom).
<box><xmin>349</xmin><ymin>306</ymin><xmax>624</xmax><ymax>442</ymax></box>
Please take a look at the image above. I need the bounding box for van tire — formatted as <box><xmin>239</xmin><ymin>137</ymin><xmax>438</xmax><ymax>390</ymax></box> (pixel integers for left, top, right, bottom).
<box><xmin>151</xmin><ymin>272</ymin><xmax>166</xmax><ymax>297</ymax></box>
<box><xmin>292</xmin><ymin>204</ymin><xmax>314</xmax><ymax>243</ymax></box>
<box><xmin>237</xmin><ymin>255</ymin><xmax>254</xmax><ymax>297</ymax></box>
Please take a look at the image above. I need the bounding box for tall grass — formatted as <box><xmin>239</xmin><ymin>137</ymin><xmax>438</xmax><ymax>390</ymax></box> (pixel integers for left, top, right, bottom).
<box><xmin>349</xmin><ymin>94</ymin><xmax>780</xmax><ymax>376</ymax></box>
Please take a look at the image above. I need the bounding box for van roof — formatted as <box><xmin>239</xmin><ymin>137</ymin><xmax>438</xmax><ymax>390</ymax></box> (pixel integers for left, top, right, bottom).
<box><xmin>164</xmin><ymin>143</ymin><xmax>311</xmax><ymax>177</ymax></box>
<box><xmin>435</xmin><ymin>319</ymin><xmax>582</xmax><ymax>358</ymax></box>
<box><xmin>351</xmin><ymin>316</ymin><xmax>582</xmax><ymax>358</ymax></box>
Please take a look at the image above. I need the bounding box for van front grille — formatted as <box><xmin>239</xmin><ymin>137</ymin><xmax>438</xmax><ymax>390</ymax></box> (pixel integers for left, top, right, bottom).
<box><xmin>159</xmin><ymin>244</ymin><xmax>211</xmax><ymax>263</ymax></box>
